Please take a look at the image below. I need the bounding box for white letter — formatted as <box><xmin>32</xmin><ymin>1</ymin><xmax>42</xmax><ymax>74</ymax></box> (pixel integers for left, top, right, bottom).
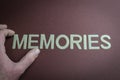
<box><xmin>101</xmin><ymin>35</ymin><xmax>111</xmax><ymax>49</ymax></box>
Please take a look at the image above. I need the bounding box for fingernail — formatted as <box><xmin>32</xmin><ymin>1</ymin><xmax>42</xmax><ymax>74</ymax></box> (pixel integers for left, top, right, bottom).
<box><xmin>11</xmin><ymin>30</ymin><xmax>15</xmax><ymax>34</ymax></box>
<box><xmin>8</xmin><ymin>30</ymin><xmax>15</xmax><ymax>36</ymax></box>
<box><xmin>34</xmin><ymin>48</ymin><xmax>40</xmax><ymax>55</ymax></box>
<box><xmin>10</xmin><ymin>30</ymin><xmax>15</xmax><ymax>35</ymax></box>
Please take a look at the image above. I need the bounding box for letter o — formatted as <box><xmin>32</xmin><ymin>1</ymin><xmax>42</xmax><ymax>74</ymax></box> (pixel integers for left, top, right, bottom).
<box><xmin>56</xmin><ymin>35</ymin><xmax>69</xmax><ymax>49</ymax></box>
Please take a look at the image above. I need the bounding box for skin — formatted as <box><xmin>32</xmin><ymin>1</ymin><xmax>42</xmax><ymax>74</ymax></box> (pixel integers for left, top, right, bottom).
<box><xmin>0</xmin><ymin>24</ymin><xmax>40</xmax><ymax>80</ymax></box>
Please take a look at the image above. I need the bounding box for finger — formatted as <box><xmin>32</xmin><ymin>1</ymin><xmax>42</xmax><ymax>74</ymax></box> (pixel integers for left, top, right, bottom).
<box><xmin>17</xmin><ymin>48</ymin><xmax>40</xmax><ymax>73</ymax></box>
<box><xmin>0</xmin><ymin>24</ymin><xmax>7</xmax><ymax>29</ymax></box>
<box><xmin>0</xmin><ymin>29</ymin><xmax>15</xmax><ymax>65</ymax></box>
<box><xmin>0</xmin><ymin>29</ymin><xmax>15</xmax><ymax>45</ymax></box>
<box><xmin>0</xmin><ymin>29</ymin><xmax>15</xmax><ymax>37</ymax></box>
<box><xmin>0</xmin><ymin>29</ymin><xmax>15</xmax><ymax>57</ymax></box>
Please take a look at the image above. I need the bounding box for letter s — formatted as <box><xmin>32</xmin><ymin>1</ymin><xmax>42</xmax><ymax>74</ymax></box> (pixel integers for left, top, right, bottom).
<box><xmin>100</xmin><ymin>35</ymin><xmax>111</xmax><ymax>49</ymax></box>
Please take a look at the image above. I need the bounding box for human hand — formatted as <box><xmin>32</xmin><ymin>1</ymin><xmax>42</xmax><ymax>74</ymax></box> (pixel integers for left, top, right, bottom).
<box><xmin>0</xmin><ymin>24</ymin><xmax>40</xmax><ymax>80</ymax></box>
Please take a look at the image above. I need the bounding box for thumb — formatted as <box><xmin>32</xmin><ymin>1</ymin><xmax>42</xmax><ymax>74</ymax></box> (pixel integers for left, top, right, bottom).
<box><xmin>16</xmin><ymin>48</ymin><xmax>40</xmax><ymax>73</ymax></box>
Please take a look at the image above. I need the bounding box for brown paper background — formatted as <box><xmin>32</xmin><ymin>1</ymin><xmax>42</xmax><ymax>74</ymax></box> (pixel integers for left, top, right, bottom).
<box><xmin>0</xmin><ymin>0</ymin><xmax>120</xmax><ymax>80</ymax></box>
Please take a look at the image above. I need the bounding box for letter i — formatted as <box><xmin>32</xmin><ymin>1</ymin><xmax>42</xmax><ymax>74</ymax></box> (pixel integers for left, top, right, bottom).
<box><xmin>83</xmin><ymin>34</ymin><xmax>87</xmax><ymax>50</ymax></box>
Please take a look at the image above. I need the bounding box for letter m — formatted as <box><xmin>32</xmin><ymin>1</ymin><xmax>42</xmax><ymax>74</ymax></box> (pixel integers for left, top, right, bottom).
<box><xmin>40</xmin><ymin>34</ymin><xmax>54</xmax><ymax>49</ymax></box>
<box><xmin>12</xmin><ymin>34</ymin><xmax>28</xmax><ymax>49</ymax></box>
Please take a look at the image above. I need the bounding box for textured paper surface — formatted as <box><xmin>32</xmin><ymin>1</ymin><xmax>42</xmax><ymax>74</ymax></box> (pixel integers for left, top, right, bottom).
<box><xmin>0</xmin><ymin>0</ymin><xmax>120</xmax><ymax>80</ymax></box>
